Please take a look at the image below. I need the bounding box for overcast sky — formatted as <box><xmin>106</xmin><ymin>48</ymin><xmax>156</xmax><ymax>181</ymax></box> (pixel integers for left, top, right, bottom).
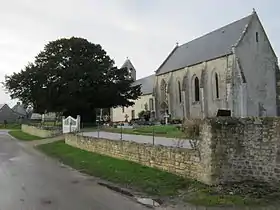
<box><xmin>0</xmin><ymin>0</ymin><xmax>279</xmax><ymax>107</ymax></box>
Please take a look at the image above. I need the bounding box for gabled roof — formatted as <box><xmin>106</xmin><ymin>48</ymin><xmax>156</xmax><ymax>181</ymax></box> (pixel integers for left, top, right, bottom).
<box><xmin>12</xmin><ymin>103</ymin><xmax>27</xmax><ymax>116</ymax></box>
<box><xmin>156</xmin><ymin>13</ymin><xmax>253</xmax><ymax>75</ymax></box>
<box><xmin>132</xmin><ymin>74</ymin><xmax>155</xmax><ymax>95</ymax></box>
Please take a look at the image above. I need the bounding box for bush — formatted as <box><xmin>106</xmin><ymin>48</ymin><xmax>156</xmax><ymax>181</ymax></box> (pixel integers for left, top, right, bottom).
<box><xmin>170</xmin><ymin>119</ymin><xmax>182</xmax><ymax>124</ymax></box>
<box><xmin>181</xmin><ymin>119</ymin><xmax>201</xmax><ymax>139</ymax></box>
<box><xmin>138</xmin><ymin>110</ymin><xmax>151</xmax><ymax>121</ymax></box>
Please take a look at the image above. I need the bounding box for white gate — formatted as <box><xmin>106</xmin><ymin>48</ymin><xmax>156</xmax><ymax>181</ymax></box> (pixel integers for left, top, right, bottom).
<box><xmin>62</xmin><ymin>115</ymin><xmax>81</xmax><ymax>134</ymax></box>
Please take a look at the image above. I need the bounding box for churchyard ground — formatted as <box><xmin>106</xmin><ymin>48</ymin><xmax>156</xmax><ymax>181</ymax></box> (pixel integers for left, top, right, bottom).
<box><xmin>91</xmin><ymin>125</ymin><xmax>185</xmax><ymax>139</ymax></box>
<box><xmin>37</xmin><ymin>140</ymin><xmax>280</xmax><ymax>208</ymax></box>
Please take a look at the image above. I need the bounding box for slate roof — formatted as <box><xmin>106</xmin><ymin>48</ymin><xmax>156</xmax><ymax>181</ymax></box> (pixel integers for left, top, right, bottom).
<box><xmin>12</xmin><ymin>103</ymin><xmax>27</xmax><ymax>116</ymax></box>
<box><xmin>156</xmin><ymin>14</ymin><xmax>253</xmax><ymax>75</ymax></box>
<box><xmin>132</xmin><ymin>74</ymin><xmax>155</xmax><ymax>95</ymax></box>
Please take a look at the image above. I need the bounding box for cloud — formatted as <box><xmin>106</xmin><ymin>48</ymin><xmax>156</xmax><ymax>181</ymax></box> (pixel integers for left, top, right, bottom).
<box><xmin>0</xmin><ymin>0</ymin><xmax>279</xmax><ymax>107</ymax></box>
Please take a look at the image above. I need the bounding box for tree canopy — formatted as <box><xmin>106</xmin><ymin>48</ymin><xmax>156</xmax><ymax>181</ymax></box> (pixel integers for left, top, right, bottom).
<box><xmin>4</xmin><ymin>37</ymin><xmax>141</xmax><ymax>121</ymax></box>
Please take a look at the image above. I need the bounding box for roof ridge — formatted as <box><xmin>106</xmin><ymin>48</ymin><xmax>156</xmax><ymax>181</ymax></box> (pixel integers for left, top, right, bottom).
<box><xmin>179</xmin><ymin>14</ymin><xmax>252</xmax><ymax>48</ymax></box>
<box><xmin>134</xmin><ymin>74</ymin><xmax>155</xmax><ymax>82</ymax></box>
<box><xmin>156</xmin><ymin>12</ymin><xmax>253</xmax><ymax>75</ymax></box>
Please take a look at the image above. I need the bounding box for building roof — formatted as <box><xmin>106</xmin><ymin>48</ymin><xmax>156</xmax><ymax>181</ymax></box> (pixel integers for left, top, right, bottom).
<box><xmin>12</xmin><ymin>102</ymin><xmax>27</xmax><ymax>116</ymax></box>
<box><xmin>132</xmin><ymin>74</ymin><xmax>155</xmax><ymax>95</ymax></box>
<box><xmin>156</xmin><ymin>13</ymin><xmax>253</xmax><ymax>75</ymax></box>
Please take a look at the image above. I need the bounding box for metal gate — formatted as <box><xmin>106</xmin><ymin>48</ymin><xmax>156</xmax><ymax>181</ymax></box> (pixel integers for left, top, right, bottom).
<box><xmin>62</xmin><ymin>115</ymin><xmax>80</xmax><ymax>134</ymax></box>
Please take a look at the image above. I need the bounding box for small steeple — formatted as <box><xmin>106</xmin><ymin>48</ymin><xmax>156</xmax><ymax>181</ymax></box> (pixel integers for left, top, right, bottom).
<box><xmin>176</xmin><ymin>42</ymin><xmax>179</xmax><ymax>47</ymax></box>
<box><xmin>121</xmin><ymin>57</ymin><xmax>136</xmax><ymax>81</ymax></box>
<box><xmin>252</xmin><ymin>8</ymin><xmax>256</xmax><ymax>14</ymax></box>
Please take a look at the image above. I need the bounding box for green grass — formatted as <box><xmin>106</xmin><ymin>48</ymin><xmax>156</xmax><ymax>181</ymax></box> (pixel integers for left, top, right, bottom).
<box><xmin>102</xmin><ymin>125</ymin><xmax>185</xmax><ymax>138</ymax></box>
<box><xmin>8</xmin><ymin>130</ymin><xmax>44</xmax><ymax>141</ymax></box>
<box><xmin>38</xmin><ymin>140</ymin><xmax>189</xmax><ymax>196</ymax></box>
<box><xmin>0</xmin><ymin>124</ymin><xmax>21</xmax><ymax>130</ymax></box>
<box><xmin>37</xmin><ymin>141</ymin><xmax>280</xmax><ymax>207</ymax></box>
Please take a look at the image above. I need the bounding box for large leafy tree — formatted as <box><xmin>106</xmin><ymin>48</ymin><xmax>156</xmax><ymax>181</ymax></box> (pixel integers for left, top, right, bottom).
<box><xmin>4</xmin><ymin>37</ymin><xmax>141</xmax><ymax>121</ymax></box>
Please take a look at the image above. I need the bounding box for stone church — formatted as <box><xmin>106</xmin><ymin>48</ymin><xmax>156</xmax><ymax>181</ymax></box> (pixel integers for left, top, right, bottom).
<box><xmin>112</xmin><ymin>10</ymin><xmax>279</xmax><ymax>122</ymax></box>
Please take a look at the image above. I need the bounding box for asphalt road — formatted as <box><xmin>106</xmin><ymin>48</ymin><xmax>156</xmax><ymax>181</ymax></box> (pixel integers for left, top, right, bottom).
<box><xmin>0</xmin><ymin>132</ymin><xmax>150</xmax><ymax>210</ymax></box>
<box><xmin>81</xmin><ymin>131</ymin><xmax>192</xmax><ymax>148</ymax></box>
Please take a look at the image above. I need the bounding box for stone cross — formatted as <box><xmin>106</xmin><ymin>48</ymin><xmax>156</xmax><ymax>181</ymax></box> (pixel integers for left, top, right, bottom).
<box><xmin>124</xmin><ymin>114</ymin><xmax>129</xmax><ymax>122</ymax></box>
<box><xmin>164</xmin><ymin>111</ymin><xmax>169</xmax><ymax>125</ymax></box>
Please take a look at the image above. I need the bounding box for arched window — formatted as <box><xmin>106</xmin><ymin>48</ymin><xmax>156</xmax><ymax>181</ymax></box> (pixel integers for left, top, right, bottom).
<box><xmin>194</xmin><ymin>77</ymin><xmax>200</xmax><ymax>101</ymax></box>
<box><xmin>178</xmin><ymin>81</ymin><xmax>182</xmax><ymax>103</ymax></box>
<box><xmin>215</xmin><ymin>73</ymin><xmax>219</xmax><ymax>98</ymax></box>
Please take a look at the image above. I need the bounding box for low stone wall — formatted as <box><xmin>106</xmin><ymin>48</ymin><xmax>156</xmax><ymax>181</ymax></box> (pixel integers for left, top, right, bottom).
<box><xmin>21</xmin><ymin>124</ymin><xmax>61</xmax><ymax>138</ymax></box>
<box><xmin>65</xmin><ymin>131</ymin><xmax>213</xmax><ymax>184</ymax></box>
<box><xmin>208</xmin><ymin>117</ymin><xmax>280</xmax><ymax>185</ymax></box>
<box><xmin>65</xmin><ymin>117</ymin><xmax>280</xmax><ymax>186</ymax></box>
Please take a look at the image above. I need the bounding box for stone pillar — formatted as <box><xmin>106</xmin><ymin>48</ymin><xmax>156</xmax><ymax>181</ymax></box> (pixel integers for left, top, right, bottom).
<box><xmin>77</xmin><ymin>115</ymin><xmax>81</xmax><ymax>131</ymax></box>
<box><xmin>200</xmin><ymin>88</ymin><xmax>205</xmax><ymax>118</ymax></box>
<box><xmin>239</xmin><ymin>84</ymin><xmax>248</xmax><ymax>117</ymax></box>
<box><xmin>182</xmin><ymin>93</ymin><xmax>186</xmax><ymax>118</ymax></box>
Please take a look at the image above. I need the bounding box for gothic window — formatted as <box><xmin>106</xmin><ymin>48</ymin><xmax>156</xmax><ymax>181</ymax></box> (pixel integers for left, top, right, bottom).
<box><xmin>178</xmin><ymin>81</ymin><xmax>182</xmax><ymax>103</ymax></box>
<box><xmin>256</xmin><ymin>32</ymin><xmax>259</xmax><ymax>43</ymax></box>
<box><xmin>194</xmin><ymin>77</ymin><xmax>200</xmax><ymax>102</ymax></box>
<box><xmin>149</xmin><ymin>98</ymin><xmax>154</xmax><ymax>111</ymax></box>
<box><xmin>122</xmin><ymin>106</ymin><xmax>125</xmax><ymax>113</ymax></box>
<box><xmin>215</xmin><ymin>73</ymin><xmax>219</xmax><ymax>98</ymax></box>
<box><xmin>160</xmin><ymin>79</ymin><xmax>168</xmax><ymax>102</ymax></box>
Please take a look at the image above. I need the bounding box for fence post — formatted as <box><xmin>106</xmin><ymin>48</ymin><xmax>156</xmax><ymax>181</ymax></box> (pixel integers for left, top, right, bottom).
<box><xmin>97</xmin><ymin>121</ymin><xmax>100</xmax><ymax>138</ymax></box>
<box><xmin>120</xmin><ymin>125</ymin><xmax>123</xmax><ymax>140</ymax></box>
<box><xmin>152</xmin><ymin>125</ymin><xmax>155</xmax><ymax>145</ymax></box>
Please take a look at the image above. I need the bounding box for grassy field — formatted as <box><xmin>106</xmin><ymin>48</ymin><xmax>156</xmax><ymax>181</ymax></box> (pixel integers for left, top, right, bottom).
<box><xmin>9</xmin><ymin>130</ymin><xmax>44</xmax><ymax>141</ymax></box>
<box><xmin>37</xmin><ymin>140</ymin><xmax>280</xmax><ymax>207</ymax></box>
<box><xmin>102</xmin><ymin>125</ymin><xmax>185</xmax><ymax>138</ymax></box>
<box><xmin>0</xmin><ymin>124</ymin><xmax>21</xmax><ymax>130</ymax></box>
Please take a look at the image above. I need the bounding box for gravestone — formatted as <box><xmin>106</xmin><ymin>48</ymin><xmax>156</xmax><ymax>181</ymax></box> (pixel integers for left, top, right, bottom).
<box><xmin>216</xmin><ymin>109</ymin><xmax>231</xmax><ymax>117</ymax></box>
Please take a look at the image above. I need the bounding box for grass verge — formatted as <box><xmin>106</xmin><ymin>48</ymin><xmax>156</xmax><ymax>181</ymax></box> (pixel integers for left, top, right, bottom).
<box><xmin>102</xmin><ymin>125</ymin><xmax>185</xmax><ymax>138</ymax></box>
<box><xmin>0</xmin><ymin>123</ymin><xmax>21</xmax><ymax>130</ymax></box>
<box><xmin>37</xmin><ymin>140</ymin><xmax>280</xmax><ymax>207</ymax></box>
<box><xmin>9</xmin><ymin>130</ymin><xmax>44</xmax><ymax>141</ymax></box>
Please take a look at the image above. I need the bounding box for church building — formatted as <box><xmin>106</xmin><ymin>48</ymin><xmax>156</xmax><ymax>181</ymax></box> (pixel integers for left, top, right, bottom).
<box><xmin>111</xmin><ymin>10</ymin><xmax>279</xmax><ymax>122</ymax></box>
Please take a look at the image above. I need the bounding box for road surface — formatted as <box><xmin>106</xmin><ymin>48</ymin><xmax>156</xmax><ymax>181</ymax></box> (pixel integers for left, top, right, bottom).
<box><xmin>0</xmin><ymin>132</ymin><xmax>150</xmax><ymax>210</ymax></box>
<box><xmin>81</xmin><ymin>131</ymin><xmax>192</xmax><ymax>148</ymax></box>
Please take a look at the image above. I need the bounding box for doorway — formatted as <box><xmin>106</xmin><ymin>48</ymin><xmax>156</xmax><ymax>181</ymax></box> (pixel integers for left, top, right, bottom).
<box><xmin>131</xmin><ymin>110</ymin><xmax>135</xmax><ymax>120</ymax></box>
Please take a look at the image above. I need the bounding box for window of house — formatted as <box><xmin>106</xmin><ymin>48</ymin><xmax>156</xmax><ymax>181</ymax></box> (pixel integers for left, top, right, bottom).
<box><xmin>256</xmin><ymin>32</ymin><xmax>259</xmax><ymax>43</ymax></box>
<box><xmin>122</xmin><ymin>106</ymin><xmax>125</xmax><ymax>113</ymax></box>
<box><xmin>215</xmin><ymin>73</ymin><xmax>219</xmax><ymax>98</ymax></box>
<box><xmin>149</xmin><ymin>98</ymin><xmax>154</xmax><ymax>111</ymax></box>
<box><xmin>131</xmin><ymin>110</ymin><xmax>135</xmax><ymax>119</ymax></box>
<box><xmin>194</xmin><ymin>77</ymin><xmax>200</xmax><ymax>102</ymax></box>
<box><xmin>178</xmin><ymin>81</ymin><xmax>182</xmax><ymax>103</ymax></box>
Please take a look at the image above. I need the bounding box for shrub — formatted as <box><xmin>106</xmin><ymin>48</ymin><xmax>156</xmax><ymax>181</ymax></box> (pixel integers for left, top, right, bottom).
<box><xmin>170</xmin><ymin>119</ymin><xmax>182</xmax><ymax>124</ymax></box>
<box><xmin>138</xmin><ymin>110</ymin><xmax>151</xmax><ymax>121</ymax></box>
<box><xmin>181</xmin><ymin>119</ymin><xmax>201</xmax><ymax>139</ymax></box>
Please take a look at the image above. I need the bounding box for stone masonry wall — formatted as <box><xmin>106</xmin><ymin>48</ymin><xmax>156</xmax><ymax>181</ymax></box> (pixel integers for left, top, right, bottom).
<box><xmin>65</xmin><ymin>132</ymin><xmax>213</xmax><ymax>185</ymax></box>
<box><xmin>207</xmin><ymin>117</ymin><xmax>280</xmax><ymax>185</ymax></box>
<box><xmin>65</xmin><ymin>117</ymin><xmax>280</xmax><ymax>186</ymax></box>
<box><xmin>22</xmin><ymin>124</ymin><xmax>61</xmax><ymax>138</ymax></box>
